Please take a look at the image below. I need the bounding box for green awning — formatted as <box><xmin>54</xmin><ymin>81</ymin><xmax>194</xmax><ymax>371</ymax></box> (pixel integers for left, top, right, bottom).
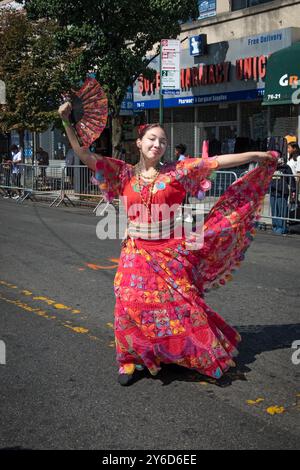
<box><xmin>262</xmin><ymin>42</ymin><xmax>300</xmax><ymax>106</ymax></box>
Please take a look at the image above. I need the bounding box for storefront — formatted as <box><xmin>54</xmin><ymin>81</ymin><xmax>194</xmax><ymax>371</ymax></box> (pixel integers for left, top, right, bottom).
<box><xmin>134</xmin><ymin>27</ymin><xmax>300</xmax><ymax>160</ymax></box>
<box><xmin>263</xmin><ymin>41</ymin><xmax>300</xmax><ymax>143</ymax></box>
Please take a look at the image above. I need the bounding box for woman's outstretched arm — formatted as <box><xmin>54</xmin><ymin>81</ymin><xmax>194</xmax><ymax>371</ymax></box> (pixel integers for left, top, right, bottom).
<box><xmin>216</xmin><ymin>151</ymin><xmax>274</xmax><ymax>169</ymax></box>
<box><xmin>58</xmin><ymin>102</ymin><xmax>101</xmax><ymax>172</ymax></box>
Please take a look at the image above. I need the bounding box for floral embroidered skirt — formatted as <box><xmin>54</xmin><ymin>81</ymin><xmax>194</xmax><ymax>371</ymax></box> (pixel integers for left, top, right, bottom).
<box><xmin>114</xmin><ymin>161</ymin><xmax>276</xmax><ymax>379</ymax></box>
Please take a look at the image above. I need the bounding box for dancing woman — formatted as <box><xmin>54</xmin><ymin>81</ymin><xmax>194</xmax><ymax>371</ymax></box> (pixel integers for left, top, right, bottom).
<box><xmin>59</xmin><ymin>102</ymin><xmax>277</xmax><ymax>387</ymax></box>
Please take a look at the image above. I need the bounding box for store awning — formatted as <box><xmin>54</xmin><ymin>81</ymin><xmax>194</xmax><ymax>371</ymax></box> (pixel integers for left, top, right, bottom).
<box><xmin>262</xmin><ymin>42</ymin><xmax>300</xmax><ymax>106</ymax></box>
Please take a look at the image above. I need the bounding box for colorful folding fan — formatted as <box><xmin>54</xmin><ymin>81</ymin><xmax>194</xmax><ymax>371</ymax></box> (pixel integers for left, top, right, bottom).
<box><xmin>69</xmin><ymin>77</ymin><xmax>108</xmax><ymax>147</ymax></box>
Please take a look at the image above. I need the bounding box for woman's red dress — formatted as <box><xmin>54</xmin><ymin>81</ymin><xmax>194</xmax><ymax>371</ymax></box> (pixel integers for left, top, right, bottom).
<box><xmin>95</xmin><ymin>155</ymin><xmax>277</xmax><ymax>378</ymax></box>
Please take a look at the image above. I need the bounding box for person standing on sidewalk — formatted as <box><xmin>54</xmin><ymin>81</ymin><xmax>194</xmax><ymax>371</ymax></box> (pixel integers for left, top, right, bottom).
<box><xmin>270</xmin><ymin>156</ymin><xmax>296</xmax><ymax>235</ymax></box>
<box><xmin>36</xmin><ymin>147</ymin><xmax>49</xmax><ymax>185</ymax></box>
<box><xmin>2</xmin><ymin>153</ymin><xmax>12</xmax><ymax>198</ymax></box>
<box><xmin>10</xmin><ymin>145</ymin><xmax>22</xmax><ymax>199</ymax></box>
<box><xmin>175</xmin><ymin>143</ymin><xmax>187</xmax><ymax>162</ymax></box>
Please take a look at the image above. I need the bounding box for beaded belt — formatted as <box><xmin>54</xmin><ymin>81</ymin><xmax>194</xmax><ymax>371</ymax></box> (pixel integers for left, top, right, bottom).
<box><xmin>127</xmin><ymin>218</ymin><xmax>179</xmax><ymax>240</ymax></box>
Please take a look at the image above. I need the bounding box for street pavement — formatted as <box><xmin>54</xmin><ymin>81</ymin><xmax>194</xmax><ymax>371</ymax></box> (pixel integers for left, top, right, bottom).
<box><xmin>0</xmin><ymin>198</ymin><xmax>299</xmax><ymax>450</ymax></box>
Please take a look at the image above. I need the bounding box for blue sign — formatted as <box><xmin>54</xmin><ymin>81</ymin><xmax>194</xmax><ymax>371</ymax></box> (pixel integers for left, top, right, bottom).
<box><xmin>24</xmin><ymin>148</ymin><xmax>32</xmax><ymax>158</ymax></box>
<box><xmin>189</xmin><ymin>35</ymin><xmax>207</xmax><ymax>56</ymax></box>
<box><xmin>134</xmin><ymin>89</ymin><xmax>265</xmax><ymax>110</ymax></box>
<box><xmin>120</xmin><ymin>86</ymin><xmax>134</xmax><ymax>116</ymax></box>
<box><xmin>161</xmin><ymin>89</ymin><xmax>180</xmax><ymax>95</ymax></box>
<box><xmin>198</xmin><ymin>0</ymin><xmax>216</xmax><ymax>20</ymax></box>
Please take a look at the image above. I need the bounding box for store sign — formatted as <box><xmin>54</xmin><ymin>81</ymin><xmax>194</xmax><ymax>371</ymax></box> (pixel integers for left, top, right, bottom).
<box><xmin>198</xmin><ymin>0</ymin><xmax>216</xmax><ymax>20</ymax></box>
<box><xmin>189</xmin><ymin>35</ymin><xmax>207</xmax><ymax>56</ymax></box>
<box><xmin>160</xmin><ymin>39</ymin><xmax>180</xmax><ymax>94</ymax></box>
<box><xmin>134</xmin><ymin>89</ymin><xmax>265</xmax><ymax>110</ymax></box>
<box><xmin>137</xmin><ymin>55</ymin><xmax>268</xmax><ymax>95</ymax></box>
<box><xmin>279</xmin><ymin>74</ymin><xmax>300</xmax><ymax>87</ymax></box>
<box><xmin>236</xmin><ymin>56</ymin><xmax>267</xmax><ymax>80</ymax></box>
<box><xmin>120</xmin><ymin>86</ymin><xmax>134</xmax><ymax>116</ymax></box>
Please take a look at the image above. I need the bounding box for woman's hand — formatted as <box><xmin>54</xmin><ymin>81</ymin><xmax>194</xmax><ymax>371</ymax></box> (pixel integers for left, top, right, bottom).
<box><xmin>58</xmin><ymin>102</ymin><xmax>72</xmax><ymax>121</ymax></box>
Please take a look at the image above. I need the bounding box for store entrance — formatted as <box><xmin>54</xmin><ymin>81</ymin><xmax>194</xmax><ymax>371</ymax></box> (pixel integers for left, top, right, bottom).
<box><xmin>198</xmin><ymin>121</ymin><xmax>238</xmax><ymax>155</ymax></box>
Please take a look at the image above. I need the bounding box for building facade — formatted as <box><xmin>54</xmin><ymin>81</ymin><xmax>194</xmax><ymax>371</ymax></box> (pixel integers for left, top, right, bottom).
<box><xmin>133</xmin><ymin>0</ymin><xmax>300</xmax><ymax>160</ymax></box>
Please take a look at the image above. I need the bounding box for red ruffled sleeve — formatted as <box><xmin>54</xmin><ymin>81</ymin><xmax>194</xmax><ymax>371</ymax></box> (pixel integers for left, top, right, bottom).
<box><xmin>95</xmin><ymin>158</ymin><xmax>133</xmax><ymax>202</ymax></box>
<box><xmin>174</xmin><ymin>157</ymin><xmax>219</xmax><ymax>197</ymax></box>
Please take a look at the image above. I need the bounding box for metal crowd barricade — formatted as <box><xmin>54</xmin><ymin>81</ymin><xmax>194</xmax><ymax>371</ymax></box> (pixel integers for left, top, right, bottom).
<box><xmin>188</xmin><ymin>170</ymin><xmax>238</xmax><ymax>216</ymax></box>
<box><xmin>0</xmin><ymin>163</ymin><xmax>30</xmax><ymax>199</ymax></box>
<box><xmin>53</xmin><ymin>165</ymin><xmax>120</xmax><ymax>213</ymax></box>
<box><xmin>261</xmin><ymin>173</ymin><xmax>300</xmax><ymax>225</ymax></box>
<box><xmin>1</xmin><ymin>163</ymin><xmax>300</xmax><ymax>231</ymax></box>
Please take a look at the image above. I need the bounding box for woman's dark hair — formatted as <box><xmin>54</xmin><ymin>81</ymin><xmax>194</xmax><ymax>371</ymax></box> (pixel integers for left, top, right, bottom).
<box><xmin>288</xmin><ymin>142</ymin><xmax>300</xmax><ymax>151</ymax></box>
<box><xmin>137</xmin><ymin>123</ymin><xmax>167</xmax><ymax>139</ymax></box>
<box><xmin>10</xmin><ymin>144</ymin><xmax>18</xmax><ymax>152</ymax></box>
<box><xmin>175</xmin><ymin>143</ymin><xmax>187</xmax><ymax>154</ymax></box>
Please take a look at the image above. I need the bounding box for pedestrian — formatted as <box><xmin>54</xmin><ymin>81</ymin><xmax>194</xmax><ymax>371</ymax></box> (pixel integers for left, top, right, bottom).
<box><xmin>287</xmin><ymin>142</ymin><xmax>300</xmax><ymax>175</ymax></box>
<box><xmin>175</xmin><ymin>143</ymin><xmax>187</xmax><ymax>162</ymax></box>
<box><xmin>270</xmin><ymin>155</ymin><xmax>296</xmax><ymax>235</ymax></box>
<box><xmin>10</xmin><ymin>144</ymin><xmax>22</xmax><ymax>199</ymax></box>
<box><xmin>59</xmin><ymin>101</ymin><xmax>278</xmax><ymax>387</ymax></box>
<box><xmin>36</xmin><ymin>147</ymin><xmax>49</xmax><ymax>184</ymax></box>
<box><xmin>2</xmin><ymin>153</ymin><xmax>12</xmax><ymax>198</ymax></box>
<box><xmin>65</xmin><ymin>143</ymin><xmax>75</xmax><ymax>187</ymax></box>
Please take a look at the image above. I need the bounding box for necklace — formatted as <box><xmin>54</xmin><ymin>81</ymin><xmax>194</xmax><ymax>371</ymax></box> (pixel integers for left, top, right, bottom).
<box><xmin>135</xmin><ymin>164</ymin><xmax>160</xmax><ymax>220</ymax></box>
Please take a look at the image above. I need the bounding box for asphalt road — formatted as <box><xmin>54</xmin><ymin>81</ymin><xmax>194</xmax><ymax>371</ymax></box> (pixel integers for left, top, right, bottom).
<box><xmin>0</xmin><ymin>198</ymin><xmax>300</xmax><ymax>450</ymax></box>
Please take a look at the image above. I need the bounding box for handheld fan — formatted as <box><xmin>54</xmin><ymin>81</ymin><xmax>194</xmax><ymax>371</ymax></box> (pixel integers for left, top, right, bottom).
<box><xmin>69</xmin><ymin>77</ymin><xmax>108</xmax><ymax>147</ymax></box>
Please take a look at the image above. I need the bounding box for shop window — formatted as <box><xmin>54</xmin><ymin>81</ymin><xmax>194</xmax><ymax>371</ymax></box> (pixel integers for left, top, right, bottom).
<box><xmin>173</xmin><ymin>108</ymin><xmax>194</xmax><ymax>123</ymax></box>
<box><xmin>149</xmin><ymin>108</ymin><xmax>172</xmax><ymax>123</ymax></box>
<box><xmin>240</xmin><ymin>101</ymin><xmax>267</xmax><ymax>141</ymax></box>
<box><xmin>232</xmin><ymin>0</ymin><xmax>274</xmax><ymax>11</ymax></box>
<box><xmin>197</xmin><ymin>104</ymin><xmax>237</xmax><ymax>123</ymax></box>
<box><xmin>270</xmin><ymin>104</ymin><xmax>298</xmax><ymax>137</ymax></box>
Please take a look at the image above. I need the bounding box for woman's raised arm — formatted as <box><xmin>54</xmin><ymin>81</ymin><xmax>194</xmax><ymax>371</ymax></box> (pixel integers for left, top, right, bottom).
<box><xmin>58</xmin><ymin>102</ymin><xmax>101</xmax><ymax>172</ymax></box>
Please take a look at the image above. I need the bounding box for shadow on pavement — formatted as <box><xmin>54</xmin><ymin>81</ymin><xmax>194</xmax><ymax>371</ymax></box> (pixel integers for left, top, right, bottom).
<box><xmin>129</xmin><ymin>322</ymin><xmax>300</xmax><ymax>387</ymax></box>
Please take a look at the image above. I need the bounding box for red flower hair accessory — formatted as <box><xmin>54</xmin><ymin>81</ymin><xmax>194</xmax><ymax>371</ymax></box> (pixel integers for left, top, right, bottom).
<box><xmin>137</xmin><ymin>124</ymin><xmax>149</xmax><ymax>137</ymax></box>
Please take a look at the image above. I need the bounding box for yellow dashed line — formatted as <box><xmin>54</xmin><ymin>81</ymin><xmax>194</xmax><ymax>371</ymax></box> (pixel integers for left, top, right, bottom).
<box><xmin>89</xmin><ymin>335</ymin><xmax>100</xmax><ymax>342</ymax></box>
<box><xmin>0</xmin><ymin>280</ymin><xmax>17</xmax><ymax>289</ymax></box>
<box><xmin>0</xmin><ymin>280</ymin><xmax>81</xmax><ymax>314</ymax></box>
<box><xmin>64</xmin><ymin>325</ymin><xmax>89</xmax><ymax>334</ymax></box>
<box><xmin>53</xmin><ymin>303</ymin><xmax>72</xmax><ymax>310</ymax></box>
<box><xmin>0</xmin><ymin>293</ymin><xmax>100</xmax><ymax>341</ymax></box>
<box><xmin>21</xmin><ymin>290</ymin><xmax>32</xmax><ymax>296</ymax></box>
<box><xmin>246</xmin><ymin>398</ymin><xmax>265</xmax><ymax>405</ymax></box>
<box><xmin>0</xmin><ymin>294</ymin><xmax>57</xmax><ymax>320</ymax></box>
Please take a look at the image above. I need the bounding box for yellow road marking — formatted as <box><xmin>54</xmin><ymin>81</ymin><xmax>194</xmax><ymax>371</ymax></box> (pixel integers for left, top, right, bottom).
<box><xmin>0</xmin><ymin>293</ymin><xmax>100</xmax><ymax>342</ymax></box>
<box><xmin>0</xmin><ymin>294</ymin><xmax>57</xmax><ymax>320</ymax></box>
<box><xmin>246</xmin><ymin>398</ymin><xmax>265</xmax><ymax>405</ymax></box>
<box><xmin>266</xmin><ymin>406</ymin><xmax>285</xmax><ymax>415</ymax></box>
<box><xmin>0</xmin><ymin>280</ymin><xmax>17</xmax><ymax>289</ymax></box>
<box><xmin>0</xmin><ymin>280</ymin><xmax>81</xmax><ymax>314</ymax></box>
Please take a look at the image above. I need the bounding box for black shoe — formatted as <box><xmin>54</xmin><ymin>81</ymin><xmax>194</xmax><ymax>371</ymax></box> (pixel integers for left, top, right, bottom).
<box><xmin>215</xmin><ymin>375</ymin><xmax>232</xmax><ymax>388</ymax></box>
<box><xmin>118</xmin><ymin>373</ymin><xmax>134</xmax><ymax>386</ymax></box>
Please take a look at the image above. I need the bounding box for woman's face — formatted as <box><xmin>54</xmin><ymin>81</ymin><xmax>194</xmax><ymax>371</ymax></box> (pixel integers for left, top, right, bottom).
<box><xmin>137</xmin><ymin>127</ymin><xmax>167</xmax><ymax>164</ymax></box>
